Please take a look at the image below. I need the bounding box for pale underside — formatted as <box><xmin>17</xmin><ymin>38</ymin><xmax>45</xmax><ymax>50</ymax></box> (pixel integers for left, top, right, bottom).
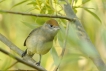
<box><xmin>26</xmin><ymin>35</ymin><xmax>53</xmax><ymax>55</ymax></box>
<box><xmin>25</xmin><ymin>27</ymin><xmax>54</xmax><ymax>55</ymax></box>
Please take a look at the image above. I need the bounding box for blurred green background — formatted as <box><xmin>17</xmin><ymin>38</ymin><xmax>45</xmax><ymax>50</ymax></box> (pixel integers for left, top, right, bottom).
<box><xmin>0</xmin><ymin>0</ymin><xmax>106</xmax><ymax>71</ymax></box>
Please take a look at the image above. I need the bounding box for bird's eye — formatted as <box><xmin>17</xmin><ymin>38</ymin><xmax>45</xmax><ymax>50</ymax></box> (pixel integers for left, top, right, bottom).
<box><xmin>50</xmin><ymin>24</ymin><xmax>53</xmax><ymax>27</ymax></box>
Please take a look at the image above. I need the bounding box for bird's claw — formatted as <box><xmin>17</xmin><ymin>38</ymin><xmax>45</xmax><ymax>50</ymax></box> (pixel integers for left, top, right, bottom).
<box><xmin>22</xmin><ymin>49</ymin><xmax>27</xmax><ymax>57</ymax></box>
<box><xmin>36</xmin><ymin>62</ymin><xmax>40</xmax><ymax>66</ymax></box>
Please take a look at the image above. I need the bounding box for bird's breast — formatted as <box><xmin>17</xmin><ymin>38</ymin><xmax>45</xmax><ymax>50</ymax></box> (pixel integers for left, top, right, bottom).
<box><xmin>26</xmin><ymin>35</ymin><xmax>53</xmax><ymax>55</ymax></box>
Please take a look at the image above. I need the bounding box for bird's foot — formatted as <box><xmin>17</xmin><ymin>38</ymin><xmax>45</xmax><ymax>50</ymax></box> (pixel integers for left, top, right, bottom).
<box><xmin>22</xmin><ymin>49</ymin><xmax>27</xmax><ymax>57</ymax></box>
<box><xmin>36</xmin><ymin>62</ymin><xmax>40</xmax><ymax>66</ymax></box>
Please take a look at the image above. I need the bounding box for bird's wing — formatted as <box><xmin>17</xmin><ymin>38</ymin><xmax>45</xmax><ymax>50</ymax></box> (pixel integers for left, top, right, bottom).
<box><xmin>24</xmin><ymin>27</ymin><xmax>40</xmax><ymax>46</ymax></box>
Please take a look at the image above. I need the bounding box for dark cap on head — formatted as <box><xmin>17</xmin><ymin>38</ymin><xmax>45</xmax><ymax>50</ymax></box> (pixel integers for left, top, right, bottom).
<box><xmin>46</xmin><ymin>19</ymin><xmax>59</xmax><ymax>26</ymax></box>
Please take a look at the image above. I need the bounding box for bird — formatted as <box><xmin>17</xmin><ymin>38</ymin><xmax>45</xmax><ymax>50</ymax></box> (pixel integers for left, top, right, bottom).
<box><xmin>22</xmin><ymin>19</ymin><xmax>60</xmax><ymax>65</ymax></box>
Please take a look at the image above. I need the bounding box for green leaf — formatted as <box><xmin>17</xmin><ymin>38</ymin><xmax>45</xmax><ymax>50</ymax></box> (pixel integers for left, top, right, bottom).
<box><xmin>74</xmin><ymin>0</ymin><xmax>78</xmax><ymax>4</ymax></box>
<box><xmin>79</xmin><ymin>40</ymin><xmax>99</xmax><ymax>57</ymax></box>
<box><xmin>82</xmin><ymin>0</ymin><xmax>90</xmax><ymax>4</ymax></box>
<box><xmin>101</xmin><ymin>29</ymin><xmax>106</xmax><ymax>47</ymax></box>
<box><xmin>12</xmin><ymin>0</ymin><xmax>28</xmax><ymax>8</ymax></box>
<box><xmin>1</xmin><ymin>57</ymin><xmax>12</xmax><ymax>70</ymax></box>
<box><xmin>22</xmin><ymin>21</ymin><xmax>40</xmax><ymax>29</ymax></box>
<box><xmin>57</xmin><ymin>23</ymin><xmax>66</xmax><ymax>48</ymax></box>
<box><xmin>0</xmin><ymin>0</ymin><xmax>6</xmax><ymax>3</ymax></box>
<box><xmin>102</xmin><ymin>0</ymin><xmax>106</xmax><ymax>10</ymax></box>
<box><xmin>73</xmin><ymin>8</ymin><xmax>77</xmax><ymax>13</ymax></box>
<box><xmin>50</xmin><ymin>46</ymin><xmax>60</xmax><ymax>66</ymax></box>
<box><xmin>83</xmin><ymin>8</ymin><xmax>102</xmax><ymax>23</ymax></box>
<box><xmin>63</xmin><ymin>54</ymin><xmax>83</xmax><ymax>63</ymax></box>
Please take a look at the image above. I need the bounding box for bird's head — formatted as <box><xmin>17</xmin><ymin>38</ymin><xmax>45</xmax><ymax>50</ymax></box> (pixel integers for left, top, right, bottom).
<box><xmin>43</xmin><ymin>19</ymin><xmax>60</xmax><ymax>33</ymax></box>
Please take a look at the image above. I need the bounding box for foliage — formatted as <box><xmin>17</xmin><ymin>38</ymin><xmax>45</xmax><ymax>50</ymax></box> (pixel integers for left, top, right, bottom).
<box><xmin>0</xmin><ymin>0</ymin><xmax>105</xmax><ymax>71</ymax></box>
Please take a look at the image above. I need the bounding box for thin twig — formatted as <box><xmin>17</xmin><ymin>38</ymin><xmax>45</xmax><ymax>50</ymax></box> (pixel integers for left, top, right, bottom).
<box><xmin>53</xmin><ymin>1</ymin><xmax>74</xmax><ymax>70</ymax></box>
<box><xmin>60</xmin><ymin>22</ymin><xmax>69</xmax><ymax>57</ymax></box>
<box><xmin>53</xmin><ymin>22</ymin><xmax>70</xmax><ymax>71</ymax></box>
<box><xmin>6</xmin><ymin>61</ymin><xmax>18</xmax><ymax>70</ymax></box>
<box><xmin>0</xmin><ymin>48</ymin><xmax>46</xmax><ymax>71</ymax></box>
<box><xmin>0</xmin><ymin>10</ymin><xmax>74</xmax><ymax>22</ymax></box>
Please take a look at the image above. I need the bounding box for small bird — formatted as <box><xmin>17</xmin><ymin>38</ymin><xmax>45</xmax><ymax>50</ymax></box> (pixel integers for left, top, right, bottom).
<box><xmin>22</xmin><ymin>19</ymin><xmax>60</xmax><ymax>65</ymax></box>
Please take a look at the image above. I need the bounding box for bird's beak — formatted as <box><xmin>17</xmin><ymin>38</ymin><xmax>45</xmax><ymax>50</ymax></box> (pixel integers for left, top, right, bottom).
<box><xmin>56</xmin><ymin>26</ymin><xmax>60</xmax><ymax>30</ymax></box>
<box><xmin>54</xmin><ymin>26</ymin><xmax>60</xmax><ymax>31</ymax></box>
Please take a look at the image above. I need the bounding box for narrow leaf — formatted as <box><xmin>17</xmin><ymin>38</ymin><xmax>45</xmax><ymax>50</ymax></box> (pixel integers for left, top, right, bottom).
<box><xmin>22</xmin><ymin>21</ymin><xmax>40</xmax><ymax>29</ymax></box>
<box><xmin>50</xmin><ymin>46</ymin><xmax>59</xmax><ymax>66</ymax></box>
<box><xmin>83</xmin><ymin>8</ymin><xmax>102</xmax><ymax>23</ymax></box>
<box><xmin>0</xmin><ymin>0</ymin><xmax>6</xmax><ymax>3</ymax></box>
<box><xmin>82</xmin><ymin>0</ymin><xmax>90</xmax><ymax>4</ymax></box>
<box><xmin>12</xmin><ymin>0</ymin><xmax>28</xmax><ymax>8</ymax></box>
<box><xmin>74</xmin><ymin>0</ymin><xmax>78</xmax><ymax>4</ymax></box>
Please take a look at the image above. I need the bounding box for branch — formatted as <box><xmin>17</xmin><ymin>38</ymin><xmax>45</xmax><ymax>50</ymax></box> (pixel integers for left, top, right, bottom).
<box><xmin>0</xmin><ymin>33</ymin><xmax>46</xmax><ymax>71</ymax></box>
<box><xmin>0</xmin><ymin>48</ymin><xmax>44</xmax><ymax>71</ymax></box>
<box><xmin>0</xmin><ymin>10</ymin><xmax>74</xmax><ymax>22</ymax></box>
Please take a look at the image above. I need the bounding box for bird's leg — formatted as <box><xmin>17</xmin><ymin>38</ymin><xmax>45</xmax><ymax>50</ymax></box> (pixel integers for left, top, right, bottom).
<box><xmin>22</xmin><ymin>49</ymin><xmax>34</xmax><ymax>57</ymax></box>
<box><xmin>22</xmin><ymin>49</ymin><xmax>27</xmax><ymax>57</ymax></box>
<box><xmin>36</xmin><ymin>54</ymin><xmax>41</xmax><ymax>66</ymax></box>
